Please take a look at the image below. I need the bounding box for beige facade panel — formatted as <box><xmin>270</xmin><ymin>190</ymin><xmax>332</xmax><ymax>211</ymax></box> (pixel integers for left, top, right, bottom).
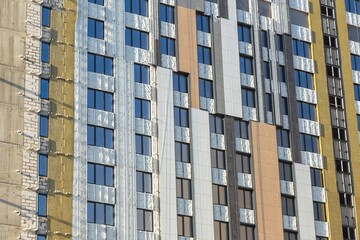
<box><xmin>177</xmin><ymin>6</ymin><xmax>199</xmax><ymax>108</ymax></box>
<box><xmin>250</xmin><ymin>122</ymin><xmax>283</xmax><ymax>240</ymax></box>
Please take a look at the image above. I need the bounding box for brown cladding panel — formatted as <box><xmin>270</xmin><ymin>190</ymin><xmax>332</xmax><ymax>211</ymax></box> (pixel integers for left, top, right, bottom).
<box><xmin>177</xmin><ymin>6</ymin><xmax>199</xmax><ymax>108</ymax></box>
<box><xmin>250</xmin><ymin>122</ymin><xmax>283</xmax><ymax>240</ymax></box>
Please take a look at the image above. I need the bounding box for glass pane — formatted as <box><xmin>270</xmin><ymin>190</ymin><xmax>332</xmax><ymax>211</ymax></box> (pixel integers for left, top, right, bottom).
<box><xmin>145</xmin><ymin>211</ymin><xmax>153</xmax><ymax>231</ymax></box>
<box><xmin>38</xmin><ymin>194</ymin><xmax>47</xmax><ymax>216</ymax></box>
<box><xmin>40</xmin><ymin>116</ymin><xmax>48</xmax><ymax>137</ymax></box>
<box><xmin>104</xmin><ymin>93</ymin><xmax>113</xmax><ymax>112</ymax></box>
<box><xmin>141</xmin><ymin>32</ymin><xmax>148</xmax><ymax>49</ymax></box>
<box><xmin>88</xmin><ymin>53</ymin><xmax>95</xmax><ymax>72</ymax></box>
<box><xmin>141</xmin><ymin>65</ymin><xmax>149</xmax><ymax>84</ymax></box>
<box><xmin>95</xmin><ymin>55</ymin><xmax>104</xmax><ymax>74</ymax></box>
<box><xmin>42</xmin><ymin>7</ymin><xmax>51</xmax><ymax>27</ymax></box>
<box><xmin>105</xmin><ymin>205</ymin><xmax>114</xmax><ymax>225</ymax></box>
<box><xmin>87</xmin><ymin>89</ymin><xmax>95</xmax><ymax>108</ymax></box>
<box><xmin>87</xmin><ymin>202</ymin><xmax>95</xmax><ymax>222</ymax></box>
<box><xmin>143</xmin><ymin>136</ymin><xmax>151</xmax><ymax>156</ymax></box>
<box><xmin>137</xmin><ymin>209</ymin><xmax>144</xmax><ymax>230</ymax></box>
<box><xmin>144</xmin><ymin>173</ymin><xmax>152</xmax><ymax>193</ymax></box>
<box><xmin>87</xmin><ymin>163</ymin><xmax>95</xmax><ymax>184</ymax></box>
<box><xmin>182</xmin><ymin>143</ymin><xmax>190</xmax><ymax>163</ymax></box>
<box><xmin>96</xmin><ymin>164</ymin><xmax>105</xmax><ymax>185</ymax></box>
<box><xmin>104</xmin><ymin>57</ymin><xmax>113</xmax><ymax>76</ymax></box>
<box><xmin>105</xmin><ymin>129</ymin><xmax>113</xmax><ymax>148</ymax></box>
<box><xmin>95</xmin><ymin>90</ymin><xmax>104</xmax><ymax>110</ymax></box>
<box><xmin>88</xmin><ymin>18</ymin><xmax>95</xmax><ymax>37</ymax></box>
<box><xmin>105</xmin><ymin>166</ymin><xmax>113</xmax><ymax>187</ymax></box>
<box><xmin>96</xmin><ymin>203</ymin><xmax>105</xmax><ymax>224</ymax></box>
<box><xmin>40</xmin><ymin>78</ymin><xmax>49</xmax><ymax>99</ymax></box>
<box><xmin>136</xmin><ymin>171</ymin><xmax>143</xmax><ymax>192</ymax></box>
<box><xmin>95</xmin><ymin>127</ymin><xmax>104</xmax><ymax>147</ymax></box>
<box><xmin>39</xmin><ymin>154</ymin><xmax>48</xmax><ymax>177</ymax></box>
<box><xmin>87</xmin><ymin>125</ymin><xmax>95</xmax><ymax>145</ymax></box>
<box><xmin>142</xmin><ymin>100</ymin><xmax>150</xmax><ymax>120</ymax></box>
<box><xmin>41</xmin><ymin>42</ymin><xmax>50</xmax><ymax>63</ymax></box>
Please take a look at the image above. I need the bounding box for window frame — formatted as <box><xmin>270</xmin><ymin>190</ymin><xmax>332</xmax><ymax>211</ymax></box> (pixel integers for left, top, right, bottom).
<box><xmin>137</xmin><ymin>208</ymin><xmax>153</xmax><ymax>231</ymax></box>
<box><xmin>87</xmin><ymin>125</ymin><xmax>114</xmax><ymax>149</ymax></box>
<box><xmin>125</xmin><ymin>0</ymin><xmax>148</xmax><ymax>16</ymax></box>
<box><xmin>87</xmin><ymin>88</ymin><xmax>113</xmax><ymax>112</ymax></box>
<box><xmin>211</xmin><ymin>148</ymin><xmax>226</xmax><ymax>169</ymax></box>
<box><xmin>88</xmin><ymin>17</ymin><xmax>104</xmax><ymax>39</ymax></box>
<box><xmin>125</xmin><ymin>27</ymin><xmax>149</xmax><ymax>50</ymax></box>
<box><xmin>242</xmin><ymin>88</ymin><xmax>256</xmax><ymax>108</ymax></box>
<box><xmin>177</xmin><ymin>215</ymin><xmax>193</xmax><ymax>237</ymax></box>
<box><xmin>39</xmin><ymin>154</ymin><xmax>48</xmax><ymax>177</ymax></box>
<box><xmin>175</xmin><ymin>141</ymin><xmax>190</xmax><ymax>163</ymax></box>
<box><xmin>196</xmin><ymin>13</ymin><xmax>210</xmax><ymax>33</ymax></box>
<box><xmin>199</xmin><ymin>78</ymin><xmax>213</xmax><ymax>98</ymax></box>
<box><xmin>40</xmin><ymin>78</ymin><xmax>49</xmax><ymax>100</ymax></box>
<box><xmin>135</xmin><ymin>134</ymin><xmax>152</xmax><ymax>156</ymax></box>
<box><xmin>135</xmin><ymin>98</ymin><xmax>151</xmax><ymax>120</ymax></box>
<box><xmin>41</xmin><ymin>42</ymin><xmax>50</xmax><ymax>63</ymax></box>
<box><xmin>176</xmin><ymin>178</ymin><xmax>192</xmax><ymax>199</ymax></box>
<box><xmin>87</xmin><ymin>201</ymin><xmax>114</xmax><ymax>225</ymax></box>
<box><xmin>173</xmin><ymin>73</ymin><xmax>188</xmax><ymax>93</ymax></box>
<box><xmin>38</xmin><ymin>193</ymin><xmax>47</xmax><ymax>217</ymax></box>
<box><xmin>41</xmin><ymin>6</ymin><xmax>51</xmax><ymax>27</ymax></box>
<box><xmin>198</xmin><ymin>46</ymin><xmax>212</xmax><ymax>65</ymax></box>
<box><xmin>238</xmin><ymin>24</ymin><xmax>251</xmax><ymax>43</ymax></box>
<box><xmin>39</xmin><ymin>115</ymin><xmax>49</xmax><ymax>138</ymax></box>
<box><xmin>87</xmin><ymin>53</ymin><xmax>113</xmax><ymax>76</ymax></box>
<box><xmin>238</xmin><ymin>188</ymin><xmax>253</xmax><ymax>209</ymax></box>
<box><xmin>174</xmin><ymin>107</ymin><xmax>189</xmax><ymax>127</ymax></box>
<box><xmin>281</xmin><ymin>196</ymin><xmax>296</xmax><ymax>216</ymax></box>
<box><xmin>134</xmin><ymin>63</ymin><xmax>150</xmax><ymax>84</ymax></box>
<box><xmin>160</xmin><ymin>36</ymin><xmax>176</xmax><ymax>56</ymax></box>
<box><xmin>159</xmin><ymin>3</ymin><xmax>175</xmax><ymax>23</ymax></box>
<box><xmin>213</xmin><ymin>184</ymin><xmax>228</xmax><ymax>205</ymax></box>
<box><xmin>87</xmin><ymin>162</ymin><xmax>114</xmax><ymax>187</ymax></box>
<box><xmin>136</xmin><ymin>171</ymin><xmax>152</xmax><ymax>193</ymax></box>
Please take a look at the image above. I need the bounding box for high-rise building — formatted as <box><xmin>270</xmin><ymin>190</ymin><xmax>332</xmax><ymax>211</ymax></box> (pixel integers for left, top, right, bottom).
<box><xmin>2</xmin><ymin>0</ymin><xmax>360</xmax><ymax>239</ymax></box>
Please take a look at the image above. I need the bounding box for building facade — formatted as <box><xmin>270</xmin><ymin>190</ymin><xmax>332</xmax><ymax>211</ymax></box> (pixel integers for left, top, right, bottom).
<box><xmin>1</xmin><ymin>0</ymin><xmax>360</xmax><ymax>239</ymax></box>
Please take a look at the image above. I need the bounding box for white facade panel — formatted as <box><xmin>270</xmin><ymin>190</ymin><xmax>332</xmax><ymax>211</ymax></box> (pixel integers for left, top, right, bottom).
<box><xmin>157</xmin><ymin>67</ymin><xmax>178</xmax><ymax>240</ymax></box>
<box><xmin>191</xmin><ymin>109</ymin><xmax>215</xmax><ymax>240</ymax></box>
<box><xmin>87</xmin><ymin>146</ymin><xmax>116</xmax><ymax>165</ymax></box>
<box><xmin>235</xmin><ymin>138</ymin><xmax>251</xmax><ymax>154</ymax></box>
<box><xmin>87</xmin><ymin>109</ymin><xmax>115</xmax><ymax>129</ymax></box>
<box><xmin>294</xmin><ymin>163</ymin><xmax>316</xmax><ymax>240</ymax></box>
<box><xmin>87</xmin><ymin>184</ymin><xmax>116</xmax><ymax>204</ymax></box>
<box><xmin>296</xmin><ymin>86</ymin><xmax>318</xmax><ymax>104</ymax></box>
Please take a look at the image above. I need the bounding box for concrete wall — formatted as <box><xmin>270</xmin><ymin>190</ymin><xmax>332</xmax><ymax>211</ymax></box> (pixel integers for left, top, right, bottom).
<box><xmin>0</xmin><ymin>0</ymin><xmax>27</xmax><ymax>238</ymax></box>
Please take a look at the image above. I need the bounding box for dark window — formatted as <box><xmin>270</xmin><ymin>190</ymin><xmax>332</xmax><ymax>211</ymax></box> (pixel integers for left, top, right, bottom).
<box><xmin>323</xmin><ymin>35</ymin><xmax>337</xmax><ymax>48</ymax></box>
<box><xmin>238</xmin><ymin>188</ymin><xmax>253</xmax><ymax>209</ymax></box>
<box><xmin>343</xmin><ymin>226</ymin><xmax>356</xmax><ymax>240</ymax></box>
<box><xmin>87</xmin><ymin>53</ymin><xmax>113</xmax><ymax>76</ymax></box>
<box><xmin>160</xmin><ymin>36</ymin><xmax>176</xmax><ymax>56</ymax></box>
<box><xmin>297</xmin><ymin>101</ymin><xmax>316</xmax><ymax>121</ymax></box>
<box><xmin>276</xmin><ymin>34</ymin><xmax>283</xmax><ymax>51</ymax></box>
<box><xmin>327</xmin><ymin>65</ymin><xmax>341</xmax><ymax>78</ymax></box>
<box><xmin>277</xmin><ymin>129</ymin><xmax>290</xmax><ymax>148</ymax></box>
<box><xmin>88</xmin><ymin>18</ymin><xmax>104</xmax><ymax>39</ymax></box>
<box><xmin>87</xmin><ymin>88</ymin><xmax>113</xmax><ymax>112</ymax></box>
<box><xmin>336</xmin><ymin>159</ymin><xmax>351</xmax><ymax>173</ymax></box>
<box><xmin>175</xmin><ymin>142</ymin><xmax>190</xmax><ymax>163</ymax></box>
<box><xmin>316</xmin><ymin>237</ymin><xmax>328</xmax><ymax>240</ymax></box>
<box><xmin>125</xmin><ymin>0</ymin><xmax>148</xmax><ymax>16</ymax></box>
<box><xmin>42</xmin><ymin>6</ymin><xmax>51</xmax><ymax>27</ymax></box>
<box><xmin>196</xmin><ymin>14</ymin><xmax>210</xmax><ymax>32</ymax></box>
<box><xmin>40</xmin><ymin>115</ymin><xmax>49</xmax><ymax>137</ymax></box>
<box><xmin>281</xmin><ymin>97</ymin><xmax>289</xmax><ymax>115</ymax></box>
<box><xmin>160</xmin><ymin>4</ymin><xmax>174</xmax><ymax>23</ymax></box>
<box><xmin>240</xmin><ymin>56</ymin><xmax>253</xmax><ymax>74</ymax></box>
<box><xmin>292</xmin><ymin>39</ymin><xmax>310</xmax><ymax>58</ymax></box>
<box><xmin>295</xmin><ymin>70</ymin><xmax>313</xmax><ymax>89</ymax></box>
<box><xmin>213</xmin><ymin>184</ymin><xmax>227</xmax><ymax>205</ymax></box>
<box><xmin>313</xmin><ymin>202</ymin><xmax>326</xmax><ymax>221</ymax></box>
<box><xmin>87</xmin><ymin>125</ymin><xmax>114</xmax><ymax>149</ymax></box>
<box><xmin>242</xmin><ymin>88</ymin><xmax>256</xmax><ymax>107</ymax></box>
<box><xmin>87</xmin><ymin>201</ymin><xmax>114</xmax><ymax>225</ymax></box>
<box><xmin>211</xmin><ymin>149</ymin><xmax>226</xmax><ymax>169</ymax></box>
<box><xmin>261</xmin><ymin>30</ymin><xmax>268</xmax><ymax>47</ymax></box>
<box><xmin>281</xmin><ymin>196</ymin><xmax>295</xmax><ymax>216</ymax></box>
<box><xmin>284</xmin><ymin>231</ymin><xmax>297</xmax><ymax>240</ymax></box>
<box><xmin>209</xmin><ymin>115</ymin><xmax>224</xmax><ymax>134</ymax></box>
<box><xmin>214</xmin><ymin>221</ymin><xmax>229</xmax><ymax>240</ymax></box>
<box><xmin>198</xmin><ymin>46</ymin><xmax>212</xmax><ymax>65</ymax></box>
<box><xmin>265</xmin><ymin>93</ymin><xmax>273</xmax><ymax>112</ymax></box>
<box><xmin>329</xmin><ymin>96</ymin><xmax>343</xmax><ymax>109</ymax></box>
<box><xmin>39</xmin><ymin>154</ymin><xmax>48</xmax><ymax>177</ymax></box>
<box><xmin>240</xmin><ymin>225</ymin><xmax>255</xmax><ymax>240</ymax></box>
<box><xmin>263</xmin><ymin>61</ymin><xmax>271</xmax><ymax>79</ymax></box>
<box><xmin>357</xmin><ymin>114</ymin><xmax>360</xmax><ymax>131</ymax></box>
<box><xmin>177</xmin><ymin>178</ymin><xmax>192</xmax><ymax>199</ymax></box>
<box><xmin>321</xmin><ymin>5</ymin><xmax>335</xmax><ymax>18</ymax></box>
<box><xmin>136</xmin><ymin>171</ymin><xmax>152</xmax><ymax>193</ymax></box>
<box><xmin>300</xmin><ymin>133</ymin><xmax>318</xmax><ymax>153</ymax></box>
<box><xmin>174</xmin><ymin>107</ymin><xmax>189</xmax><ymax>127</ymax></box>
<box><xmin>177</xmin><ymin>215</ymin><xmax>193</xmax><ymax>237</ymax></box>
<box><xmin>236</xmin><ymin>154</ymin><xmax>251</xmax><ymax>174</ymax></box>
<box><xmin>87</xmin><ymin>163</ymin><xmax>114</xmax><ymax>187</ymax></box>
<box><xmin>125</xmin><ymin>28</ymin><xmax>149</xmax><ymax>50</ymax></box>
<box><xmin>332</xmin><ymin>127</ymin><xmax>347</xmax><ymax>141</ymax></box>
<box><xmin>40</xmin><ymin>78</ymin><xmax>49</xmax><ymax>99</ymax></box>
<box><xmin>134</xmin><ymin>64</ymin><xmax>149</xmax><ymax>84</ymax></box>
<box><xmin>345</xmin><ymin>0</ymin><xmax>360</xmax><ymax>14</ymax></box>
<box><xmin>135</xmin><ymin>134</ymin><xmax>151</xmax><ymax>156</ymax></box>
<box><xmin>238</xmin><ymin>24</ymin><xmax>251</xmax><ymax>43</ymax></box>
<box><xmin>41</xmin><ymin>42</ymin><xmax>50</xmax><ymax>63</ymax></box>
<box><xmin>278</xmin><ymin>66</ymin><xmax>286</xmax><ymax>82</ymax></box>
<box><xmin>137</xmin><ymin>209</ymin><xmax>153</xmax><ymax>231</ymax></box>
<box><xmin>354</xmin><ymin>84</ymin><xmax>360</xmax><ymax>100</ymax></box>
<box><xmin>173</xmin><ymin>73</ymin><xmax>188</xmax><ymax>93</ymax></box>
<box><xmin>38</xmin><ymin>193</ymin><xmax>47</xmax><ymax>216</ymax></box>
<box><xmin>339</xmin><ymin>193</ymin><xmax>353</xmax><ymax>207</ymax></box>
<box><xmin>199</xmin><ymin>78</ymin><xmax>213</xmax><ymax>98</ymax></box>
<box><xmin>135</xmin><ymin>98</ymin><xmax>151</xmax><ymax>120</ymax></box>
<box><xmin>234</xmin><ymin>120</ymin><xmax>249</xmax><ymax>139</ymax></box>
<box><xmin>89</xmin><ymin>0</ymin><xmax>104</xmax><ymax>5</ymax></box>
<box><xmin>279</xmin><ymin>161</ymin><xmax>293</xmax><ymax>181</ymax></box>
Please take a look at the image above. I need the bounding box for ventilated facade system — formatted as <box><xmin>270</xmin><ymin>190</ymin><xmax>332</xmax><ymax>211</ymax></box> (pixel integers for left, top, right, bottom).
<box><xmin>3</xmin><ymin>0</ymin><xmax>360</xmax><ymax>239</ymax></box>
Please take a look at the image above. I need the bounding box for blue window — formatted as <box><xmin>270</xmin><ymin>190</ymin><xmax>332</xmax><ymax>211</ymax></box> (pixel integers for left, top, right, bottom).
<box><xmin>160</xmin><ymin>37</ymin><xmax>176</xmax><ymax>56</ymax></box>
<box><xmin>293</xmin><ymin>39</ymin><xmax>310</xmax><ymax>58</ymax></box>
<box><xmin>261</xmin><ymin>30</ymin><xmax>268</xmax><ymax>47</ymax></box>
<box><xmin>196</xmin><ymin>14</ymin><xmax>210</xmax><ymax>33</ymax></box>
<box><xmin>209</xmin><ymin>115</ymin><xmax>224</xmax><ymax>134</ymax></box>
<box><xmin>87</xmin><ymin>88</ymin><xmax>113</xmax><ymax>112</ymax></box>
<box><xmin>354</xmin><ymin>84</ymin><xmax>360</xmax><ymax>101</ymax></box>
<box><xmin>40</xmin><ymin>78</ymin><xmax>49</xmax><ymax>99</ymax></box>
<box><xmin>87</xmin><ymin>201</ymin><xmax>114</xmax><ymax>225</ymax></box>
<box><xmin>134</xmin><ymin>64</ymin><xmax>149</xmax><ymax>84</ymax></box>
<box><xmin>199</xmin><ymin>78</ymin><xmax>213</xmax><ymax>98</ymax></box>
<box><xmin>135</xmin><ymin>98</ymin><xmax>151</xmax><ymax>120</ymax></box>
<box><xmin>240</xmin><ymin>56</ymin><xmax>253</xmax><ymax>75</ymax></box>
<box><xmin>263</xmin><ymin>61</ymin><xmax>270</xmax><ymax>79</ymax></box>
<box><xmin>88</xmin><ymin>0</ymin><xmax>104</xmax><ymax>5</ymax></box>
<box><xmin>234</xmin><ymin>120</ymin><xmax>249</xmax><ymax>139</ymax></box>
<box><xmin>38</xmin><ymin>194</ymin><xmax>47</xmax><ymax>216</ymax></box>
<box><xmin>88</xmin><ymin>18</ymin><xmax>104</xmax><ymax>39</ymax></box>
<box><xmin>125</xmin><ymin>28</ymin><xmax>149</xmax><ymax>50</ymax></box>
<box><xmin>281</xmin><ymin>97</ymin><xmax>288</xmax><ymax>115</ymax></box>
<box><xmin>297</xmin><ymin>101</ymin><xmax>316</xmax><ymax>121</ymax></box>
<box><xmin>295</xmin><ymin>70</ymin><xmax>313</xmax><ymax>89</ymax></box>
<box><xmin>277</xmin><ymin>129</ymin><xmax>290</xmax><ymax>148</ymax></box>
<box><xmin>173</xmin><ymin>73</ymin><xmax>188</xmax><ymax>93</ymax></box>
<box><xmin>87</xmin><ymin>53</ymin><xmax>113</xmax><ymax>76</ymax></box>
<box><xmin>351</xmin><ymin>54</ymin><xmax>360</xmax><ymax>71</ymax></box>
<box><xmin>198</xmin><ymin>46</ymin><xmax>212</xmax><ymax>65</ymax></box>
<box><xmin>238</xmin><ymin>24</ymin><xmax>251</xmax><ymax>43</ymax></box>
<box><xmin>41</xmin><ymin>42</ymin><xmax>50</xmax><ymax>63</ymax></box>
<box><xmin>242</xmin><ymin>88</ymin><xmax>255</xmax><ymax>108</ymax></box>
<box><xmin>87</xmin><ymin>163</ymin><xmax>114</xmax><ymax>187</ymax></box>
<box><xmin>42</xmin><ymin>6</ymin><xmax>51</xmax><ymax>27</ymax></box>
<box><xmin>357</xmin><ymin>115</ymin><xmax>360</xmax><ymax>131</ymax></box>
<box><xmin>278</xmin><ymin>66</ymin><xmax>286</xmax><ymax>82</ymax></box>
<box><xmin>300</xmin><ymin>133</ymin><xmax>318</xmax><ymax>153</ymax></box>
<box><xmin>276</xmin><ymin>34</ymin><xmax>283</xmax><ymax>51</ymax></box>
<box><xmin>40</xmin><ymin>115</ymin><xmax>48</xmax><ymax>137</ymax></box>
<box><xmin>136</xmin><ymin>134</ymin><xmax>151</xmax><ymax>156</ymax></box>
<box><xmin>160</xmin><ymin>4</ymin><xmax>174</xmax><ymax>23</ymax></box>
<box><xmin>174</xmin><ymin>107</ymin><xmax>189</xmax><ymax>127</ymax></box>
<box><xmin>345</xmin><ymin>0</ymin><xmax>360</xmax><ymax>14</ymax></box>
<box><xmin>265</xmin><ymin>93</ymin><xmax>273</xmax><ymax>112</ymax></box>
<box><xmin>39</xmin><ymin>154</ymin><xmax>48</xmax><ymax>177</ymax></box>
<box><xmin>125</xmin><ymin>0</ymin><xmax>148</xmax><ymax>16</ymax></box>
<box><xmin>87</xmin><ymin>125</ymin><xmax>114</xmax><ymax>149</ymax></box>
<box><xmin>136</xmin><ymin>171</ymin><xmax>152</xmax><ymax>193</ymax></box>
<box><xmin>37</xmin><ymin>235</ymin><xmax>46</xmax><ymax>240</ymax></box>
